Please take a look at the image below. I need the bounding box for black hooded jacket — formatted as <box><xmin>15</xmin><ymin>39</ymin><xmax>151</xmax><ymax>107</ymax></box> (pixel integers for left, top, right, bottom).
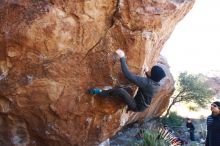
<box><xmin>120</xmin><ymin>57</ymin><xmax>161</xmax><ymax>111</ymax></box>
<box><xmin>206</xmin><ymin>114</ymin><xmax>220</xmax><ymax>146</ymax></box>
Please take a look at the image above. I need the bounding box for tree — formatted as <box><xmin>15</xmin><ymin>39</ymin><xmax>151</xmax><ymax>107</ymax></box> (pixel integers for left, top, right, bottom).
<box><xmin>164</xmin><ymin>72</ymin><xmax>215</xmax><ymax>117</ymax></box>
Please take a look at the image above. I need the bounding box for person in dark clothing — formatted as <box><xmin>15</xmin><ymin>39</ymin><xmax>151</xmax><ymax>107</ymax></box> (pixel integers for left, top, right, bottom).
<box><xmin>88</xmin><ymin>49</ymin><xmax>166</xmax><ymax>112</ymax></box>
<box><xmin>186</xmin><ymin>118</ymin><xmax>195</xmax><ymax>141</ymax></box>
<box><xmin>206</xmin><ymin>101</ymin><xmax>220</xmax><ymax>146</ymax></box>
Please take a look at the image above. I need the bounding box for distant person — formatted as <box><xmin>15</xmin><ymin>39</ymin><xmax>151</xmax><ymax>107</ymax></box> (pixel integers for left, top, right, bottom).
<box><xmin>205</xmin><ymin>101</ymin><xmax>220</xmax><ymax>146</ymax></box>
<box><xmin>88</xmin><ymin>49</ymin><xmax>166</xmax><ymax>112</ymax></box>
<box><xmin>186</xmin><ymin>118</ymin><xmax>195</xmax><ymax>141</ymax></box>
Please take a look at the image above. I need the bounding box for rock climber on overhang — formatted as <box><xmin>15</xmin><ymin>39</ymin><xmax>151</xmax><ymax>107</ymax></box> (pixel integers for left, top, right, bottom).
<box><xmin>88</xmin><ymin>49</ymin><xmax>166</xmax><ymax>112</ymax></box>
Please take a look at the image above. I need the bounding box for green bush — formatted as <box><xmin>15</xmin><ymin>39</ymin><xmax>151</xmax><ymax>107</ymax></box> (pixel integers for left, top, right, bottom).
<box><xmin>161</xmin><ymin>112</ymin><xmax>184</xmax><ymax>128</ymax></box>
<box><xmin>132</xmin><ymin>130</ymin><xmax>169</xmax><ymax>146</ymax></box>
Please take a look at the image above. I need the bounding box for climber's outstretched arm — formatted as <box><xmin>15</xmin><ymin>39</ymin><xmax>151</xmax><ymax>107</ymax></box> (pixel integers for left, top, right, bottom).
<box><xmin>116</xmin><ymin>49</ymin><xmax>147</xmax><ymax>87</ymax></box>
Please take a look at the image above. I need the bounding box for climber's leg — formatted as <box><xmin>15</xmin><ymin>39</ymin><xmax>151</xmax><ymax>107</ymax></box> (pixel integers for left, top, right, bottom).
<box><xmin>101</xmin><ymin>87</ymin><xmax>138</xmax><ymax>111</ymax></box>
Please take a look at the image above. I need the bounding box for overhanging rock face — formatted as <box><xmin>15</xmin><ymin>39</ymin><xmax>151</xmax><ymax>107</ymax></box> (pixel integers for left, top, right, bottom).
<box><xmin>0</xmin><ymin>0</ymin><xmax>194</xmax><ymax>146</ymax></box>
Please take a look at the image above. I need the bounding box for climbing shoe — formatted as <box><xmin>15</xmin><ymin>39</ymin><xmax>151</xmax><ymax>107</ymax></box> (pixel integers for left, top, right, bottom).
<box><xmin>88</xmin><ymin>88</ymin><xmax>102</xmax><ymax>94</ymax></box>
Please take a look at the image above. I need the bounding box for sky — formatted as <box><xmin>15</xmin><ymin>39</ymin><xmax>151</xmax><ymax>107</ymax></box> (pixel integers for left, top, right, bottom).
<box><xmin>161</xmin><ymin>0</ymin><xmax>220</xmax><ymax>76</ymax></box>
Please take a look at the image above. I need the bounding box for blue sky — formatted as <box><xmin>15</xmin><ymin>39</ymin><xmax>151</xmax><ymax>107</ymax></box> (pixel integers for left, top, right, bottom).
<box><xmin>161</xmin><ymin>0</ymin><xmax>220</xmax><ymax>76</ymax></box>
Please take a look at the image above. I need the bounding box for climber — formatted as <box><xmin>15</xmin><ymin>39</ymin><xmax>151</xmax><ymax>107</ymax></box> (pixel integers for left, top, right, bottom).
<box><xmin>88</xmin><ymin>49</ymin><xmax>166</xmax><ymax>112</ymax></box>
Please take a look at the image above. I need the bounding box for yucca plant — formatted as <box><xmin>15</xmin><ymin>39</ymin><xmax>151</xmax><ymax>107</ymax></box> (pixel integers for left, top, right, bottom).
<box><xmin>133</xmin><ymin>129</ymin><xmax>169</xmax><ymax>146</ymax></box>
<box><xmin>133</xmin><ymin>127</ymin><xmax>183</xmax><ymax>146</ymax></box>
<box><xmin>143</xmin><ymin>130</ymin><xmax>168</xmax><ymax>146</ymax></box>
<box><xmin>158</xmin><ymin>126</ymin><xmax>182</xmax><ymax>146</ymax></box>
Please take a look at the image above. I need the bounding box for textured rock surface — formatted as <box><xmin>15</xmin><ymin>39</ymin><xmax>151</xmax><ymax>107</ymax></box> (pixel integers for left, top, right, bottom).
<box><xmin>0</xmin><ymin>0</ymin><xmax>194</xmax><ymax>146</ymax></box>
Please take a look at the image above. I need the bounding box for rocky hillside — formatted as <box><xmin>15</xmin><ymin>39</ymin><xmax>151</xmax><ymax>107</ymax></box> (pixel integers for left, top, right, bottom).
<box><xmin>0</xmin><ymin>0</ymin><xmax>194</xmax><ymax>146</ymax></box>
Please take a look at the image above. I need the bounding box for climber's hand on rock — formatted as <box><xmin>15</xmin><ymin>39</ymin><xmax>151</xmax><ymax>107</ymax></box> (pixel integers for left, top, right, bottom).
<box><xmin>116</xmin><ymin>49</ymin><xmax>125</xmax><ymax>58</ymax></box>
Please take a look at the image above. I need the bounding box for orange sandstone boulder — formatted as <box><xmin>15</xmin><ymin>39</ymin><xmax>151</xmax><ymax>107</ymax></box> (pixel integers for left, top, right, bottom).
<box><xmin>0</xmin><ymin>0</ymin><xmax>194</xmax><ymax>145</ymax></box>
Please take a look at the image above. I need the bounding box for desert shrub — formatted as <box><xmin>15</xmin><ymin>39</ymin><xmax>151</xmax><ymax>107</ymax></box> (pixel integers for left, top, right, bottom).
<box><xmin>161</xmin><ymin>112</ymin><xmax>184</xmax><ymax>128</ymax></box>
